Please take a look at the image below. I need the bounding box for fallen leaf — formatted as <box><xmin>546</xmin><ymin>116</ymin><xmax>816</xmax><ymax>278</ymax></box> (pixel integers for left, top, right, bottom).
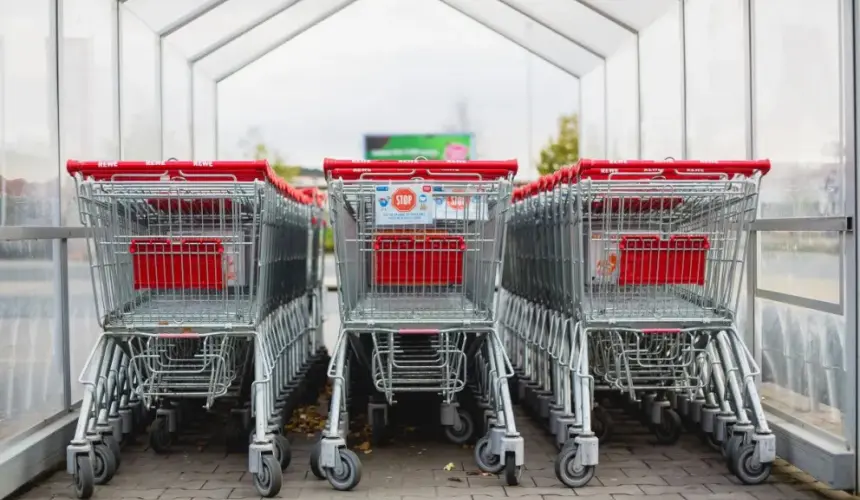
<box><xmin>443</xmin><ymin>462</ymin><xmax>456</xmax><ymax>471</ymax></box>
<box><xmin>447</xmin><ymin>477</ymin><xmax>462</xmax><ymax>482</ymax></box>
<box><xmin>357</xmin><ymin>441</ymin><xmax>371</xmax><ymax>451</ymax></box>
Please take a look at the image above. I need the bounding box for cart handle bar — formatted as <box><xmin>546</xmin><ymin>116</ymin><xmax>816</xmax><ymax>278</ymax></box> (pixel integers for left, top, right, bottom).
<box><xmin>323</xmin><ymin>158</ymin><xmax>518</xmax><ymax>181</ymax></box>
<box><xmin>66</xmin><ymin>159</ymin><xmax>314</xmax><ymax>206</ymax></box>
<box><xmin>512</xmin><ymin>158</ymin><xmax>771</xmax><ymax>202</ymax></box>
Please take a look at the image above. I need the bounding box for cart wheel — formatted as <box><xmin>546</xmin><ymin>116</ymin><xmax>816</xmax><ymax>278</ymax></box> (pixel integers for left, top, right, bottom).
<box><xmin>700</xmin><ymin>431</ymin><xmax>721</xmax><ymax>452</ymax></box>
<box><xmin>504</xmin><ymin>452</ymin><xmax>523</xmax><ymax>486</ymax></box>
<box><xmin>732</xmin><ymin>443</ymin><xmax>772</xmax><ymax>485</ymax></box>
<box><xmin>473</xmin><ymin>435</ymin><xmax>504</xmax><ymax>474</ymax></box>
<box><xmin>92</xmin><ymin>444</ymin><xmax>117</xmax><ymax>485</ymax></box>
<box><xmin>148</xmin><ymin>417</ymin><xmax>172</xmax><ymax>454</ymax></box>
<box><xmin>73</xmin><ymin>454</ymin><xmax>95</xmax><ymax>499</ymax></box>
<box><xmin>443</xmin><ymin>408</ymin><xmax>475</xmax><ymax>445</ymax></box>
<box><xmin>592</xmin><ymin>407</ymin><xmax>614</xmax><ymax>444</ymax></box>
<box><xmin>653</xmin><ymin>408</ymin><xmax>682</xmax><ymax>445</ymax></box>
<box><xmin>273</xmin><ymin>434</ymin><xmax>292</xmax><ymax>471</ymax></box>
<box><xmin>309</xmin><ymin>440</ymin><xmax>326</xmax><ymax>480</ymax></box>
<box><xmin>724</xmin><ymin>434</ymin><xmax>745</xmax><ymax>474</ymax></box>
<box><xmin>325</xmin><ymin>448</ymin><xmax>362</xmax><ymax>491</ymax></box>
<box><xmin>554</xmin><ymin>443</ymin><xmax>595</xmax><ymax>488</ymax></box>
<box><xmin>253</xmin><ymin>455</ymin><xmax>283</xmax><ymax>498</ymax></box>
<box><xmin>103</xmin><ymin>435</ymin><xmax>122</xmax><ymax>468</ymax></box>
<box><xmin>371</xmin><ymin>407</ymin><xmax>386</xmax><ymax>447</ymax></box>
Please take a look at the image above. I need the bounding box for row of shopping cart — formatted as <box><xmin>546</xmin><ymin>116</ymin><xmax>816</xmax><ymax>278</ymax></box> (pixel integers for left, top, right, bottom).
<box><xmin>64</xmin><ymin>160</ymin><xmax>328</xmax><ymax>498</ymax></box>
<box><xmin>307</xmin><ymin>158</ymin><xmax>526</xmax><ymax>490</ymax></box>
<box><xmin>500</xmin><ymin>159</ymin><xmax>777</xmax><ymax>487</ymax></box>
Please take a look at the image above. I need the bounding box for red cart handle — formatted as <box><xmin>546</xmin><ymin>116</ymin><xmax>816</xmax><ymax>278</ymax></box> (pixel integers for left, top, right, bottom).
<box><xmin>561</xmin><ymin>159</ymin><xmax>771</xmax><ymax>182</ymax></box>
<box><xmin>323</xmin><ymin>158</ymin><xmax>518</xmax><ymax>181</ymax></box>
<box><xmin>67</xmin><ymin>159</ymin><xmax>312</xmax><ymax>205</ymax></box>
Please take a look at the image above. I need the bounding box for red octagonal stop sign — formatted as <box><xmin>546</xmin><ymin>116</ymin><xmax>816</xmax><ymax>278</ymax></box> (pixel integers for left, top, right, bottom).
<box><xmin>391</xmin><ymin>187</ymin><xmax>417</xmax><ymax>213</ymax></box>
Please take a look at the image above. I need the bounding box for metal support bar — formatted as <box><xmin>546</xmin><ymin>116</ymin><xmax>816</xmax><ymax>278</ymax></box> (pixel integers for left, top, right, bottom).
<box><xmin>496</xmin><ymin>0</ymin><xmax>607</xmax><ymax>58</ymax></box>
<box><xmin>635</xmin><ymin>33</ymin><xmax>642</xmax><ymax>159</ymax></box>
<box><xmin>214</xmin><ymin>0</ymin><xmax>360</xmax><ymax>82</ymax></box>
<box><xmin>189</xmin><ymin>0</ymin><xmax>304</xmax><ymax>64</ymax></box>
<box><xmin>750</xmin><ymin>216</ymin><xmax>851</xmax><ymax>232</ymax></box>
<box><xmin>0</xmin><ymin>226</ymin><xmax>91</xmax><ymax>241</ymax></box>
<box><xmin>754</xmin><ymin>288</ymin><xmax>843</xmax><ymax>316</ymax></box>
<box><xmin>158</xmin><ymin>0</ymin><xmax>231</xmax><ymax>37</ymax></box>
<box><xmin>568</xmin><ymin>0</ymin><xmax>638</xmax><ymax>34</ymax></box>
<box><xmin>436</xmin><ymin>0</ymin><xmax>581</xmax><ymax>80</ymax></box>
<box><xmin>679</xmin><ymin>0</ymin><xmax>688</xmax><ymax>159</ymax></box>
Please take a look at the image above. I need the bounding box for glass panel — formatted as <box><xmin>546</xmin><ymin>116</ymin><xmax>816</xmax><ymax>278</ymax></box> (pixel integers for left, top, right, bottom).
<box><xmin>580</xmin><ymin>65</ymin><xmax>606</xmax><ymax>158</ymax></box>
<box><xmin>757</xmin><ymin>297</ymin><xmax>846</xmax><ymax>439</ymax></box>
<box><xmin>605</xmin><ymin>39</ymin><xmax>638</xmax><ymax>159</ymax></box>
<box><xmin>0</xmin><ymin>0</ymin><xmax>62</xmax><ymax>441</ymax></box>
<box><xmin>0</xmin><ymin>240</ymin><xmax>60</xmax><ymax>441</ymax></box>
<box><xmin>684</xmin><ymin>0</ymin><xmax>745</xmax><ymax>159</ymax></box>
<box><xmin>0</xmin><ymin>0</ymin><xmax>60</xmax><ymax>227</ymax></box>
<box><xmin>578</xmin><ymin>0</ymin><xmax>677</xmax><ymax>30</ymax></box>
<box><xmin>165</xmin><ymin>0</ymin><xmax>301</xmax><ymax>59</ymax></box>
<box><xmin>753</xmin><ymin>0</ymin><xmax>846</xmax><ymax>218</ymax></box>
<box><xmin>403</xmin><ymin>0</ymin><xmax>601</xmax><ymax>80</ymax></box>
<box><xmin>639</xmin><ymin>3</ymin><xmax>682</xmax><ymax>160</ymax></box>
<box><xmin>120</xmin><ymin>8</ymin><xmax>160</xmax><ymax>160</ymax></box>
<box><xmin>194</xmin><ymin>70</ymin><xmax>216</xmax><ymax>159</ymax></box>
<box><xmin>61</xmin><ymin>0</ymin><xmax>119</xmax><ymax>402</ymax></box>
<box><xmin>757</xmin><ymin>231</ymin><xmax>840</xmax><ymax>304</ymax></box>
<box><xmin>215</xmin><ymin>0</ymin><xmax>578</xmax><ymax>178</ymax></box>
<box><xmin>126</xmin><ymin>0</ymin><xmax>217</xmax><ymax>35</ymax></box>
<box><xmin>503</xmin><ymin>0</ymin><xmax>634</xmax><ymax>55</ymax></box>
<box><xmin>163</xmin><ymin>41</ymin><xmax>192</xmax><ymax>159</ymax></box>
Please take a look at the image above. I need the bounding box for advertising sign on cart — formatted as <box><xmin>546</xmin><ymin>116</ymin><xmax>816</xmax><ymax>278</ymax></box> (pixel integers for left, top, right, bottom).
<box><xmin>375</xmin><ymin>184</ymin><xmax>434</xmax><ymax>225</ymax></box>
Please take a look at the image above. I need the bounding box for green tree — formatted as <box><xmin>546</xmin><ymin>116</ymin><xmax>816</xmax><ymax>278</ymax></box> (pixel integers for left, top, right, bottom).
<box><xmin>239</xmin><ymin>128</ymin><xmax>301</xmax><ymax>182</ymax></box>
<box><xmin>536</xmin><ymin>113</ymin><xmax>580</xmax><ymax>176</ymax></box>
<box><xmin>250</xmin><ymin>143</ymin><xmax>301</xmax><ymax>181</ymax></box>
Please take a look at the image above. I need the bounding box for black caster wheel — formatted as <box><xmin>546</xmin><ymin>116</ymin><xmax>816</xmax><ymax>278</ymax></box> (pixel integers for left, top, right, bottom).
<box><xmin>309</xmin><ymin>440</ymin><xmax>326</xmax><ymax>480</ymax></box>
<box><xmin>103</xmin><ymin>435</ymin><xmax>121</xmax><ymax>468</ymax></box>
<box><xmin>73</xmin><ymin>455</ymin><xmax>95</xmax><ymax>499</ymax></box>
<box><xmin>253</xmin><ymin>455</ymin><xmax>283</xmax><ymax>498</ymax></box>
<box><xmin>732</xmin><ymin>443</ymin><xmax>772</xmax><ymax>485</ymax></box>
<box><xmin>554</xmin><ymin>443</ymin><xmax>596</xmax><ymax>488</ymax></box>
<box><xmin>473</xmin><ymin>435</ymin><xmax>504</xmax><ymax>474</ymax></box>
<box><xmin>504</xmin><ymin>452</ymin><xmax>523</xmax><ymax>486</ymax></box>
<box><xmin>592</xmin><ymin>407</ymin><xmax>614</xmax><ymax>444</ymax></box>
<box><xmin>723</xmin><ymin>434</ymin><xmax>745</xmax><ymax>473</ymax></box>
<box><xmin>92</xmin><ymin>443</ymin><xmax>117</xmax><ymax>485</ymax></box>
<box><xmin>273</xmin><ymin>434</ymin><xmax>292</xmax><ymax>471</ymax></box>
<box><xmin>148</xmin><ymin>417</ymin><xmax>173</xmax><ymax>454</ymax></box>
<box><xmin>370</xmin><ymin>407</ymin><xmax>387</xmax><ymax>447</ymax></box>
<box><xmin>443</xmin><ymin>408</ymin><xmax>475</xmax><ymax>445</ymax></box>
<box><xmin>325</xmin><ymin>448</ymin><xmax>362</xmax><ymax>491</ymax></box>
<box><xmin>652</xmin><ymin>408</ymin><xmax>683</xmax><ymax>445</ymax></box>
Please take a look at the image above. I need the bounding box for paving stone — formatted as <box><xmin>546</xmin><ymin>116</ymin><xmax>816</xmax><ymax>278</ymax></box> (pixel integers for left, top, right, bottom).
<box><xmin>10</xmin><ymin>406</ymin><xmax>834</xmax><ymax>500</ymax></box>
<box><xmin>596</xmin><ymin>475</ymin><xmax>668</xmax><ymax>486</ymax></box>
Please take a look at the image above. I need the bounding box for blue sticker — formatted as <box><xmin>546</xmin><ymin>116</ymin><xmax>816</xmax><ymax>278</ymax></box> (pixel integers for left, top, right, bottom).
<box><xmin>376</xmin><ymin>186</ymin><xmax>388</xmax><ymax>192</ymax></box>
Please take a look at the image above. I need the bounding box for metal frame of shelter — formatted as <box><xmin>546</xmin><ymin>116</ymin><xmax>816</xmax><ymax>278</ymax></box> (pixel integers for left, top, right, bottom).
<box><xmin>0</xmin><ymin>0</ymin><xmax>859</xmax><ymax>497</ymax></box>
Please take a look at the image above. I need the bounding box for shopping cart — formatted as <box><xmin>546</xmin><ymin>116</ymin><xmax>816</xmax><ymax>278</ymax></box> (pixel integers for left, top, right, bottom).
<box><xmin>65</xmin><ymin>160</ymin><xmax>319</xmax><ymax>499</ymax></box>
<box><xmin>501</xmin><ymin>159</ymin><xmax>774</xmax><ymax>488</ymax></box>
<box><xmin>310</xmin><ymin>158</ymin><xmax>524</xmax><ymax>490</ymax></box>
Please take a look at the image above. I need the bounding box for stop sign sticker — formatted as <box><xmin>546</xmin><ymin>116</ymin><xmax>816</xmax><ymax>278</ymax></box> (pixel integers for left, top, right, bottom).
<box><xmin>447</xmin><ymin>196</ymin><xmax>467</xmax><ymax>210</ymax></box>
<box><xmin>392</xmin><ymin>187</ymin><xmax>417</xmax><ymax>212</ymax></box>
<box><xmin>375</xmin><ymin>184</ymin><xmax>434</xmax><ymax>225</ymax></box>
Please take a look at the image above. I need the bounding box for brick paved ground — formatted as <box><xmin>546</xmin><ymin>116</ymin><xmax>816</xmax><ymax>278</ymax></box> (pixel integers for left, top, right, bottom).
<box><xmin>13</xmin><ymin>406</ymin><xmax>852</xmax><ymax>500</ymax></box>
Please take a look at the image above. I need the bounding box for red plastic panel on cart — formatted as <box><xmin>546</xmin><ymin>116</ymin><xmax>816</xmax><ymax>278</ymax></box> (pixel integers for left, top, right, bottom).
<box><xmin>617</xmin><ymin>235</ymin><xmax>710</xmax><ymax>286</ymax></box>
<box><xmin>373</xmin><ymin>234</ymin><xmax>465</xmax><ymax>286</ymax></box>
<box><xmin>130</xmin><ymin>238</ymin><xmax>225</xmax><ymax>290</ymax></box>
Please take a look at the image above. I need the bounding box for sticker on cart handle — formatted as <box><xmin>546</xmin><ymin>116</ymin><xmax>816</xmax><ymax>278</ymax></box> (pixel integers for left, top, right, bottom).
<box><xmin>375</xmin><ymin>184</ymin><xmax>434</xmax><ymax>226</ymax></box>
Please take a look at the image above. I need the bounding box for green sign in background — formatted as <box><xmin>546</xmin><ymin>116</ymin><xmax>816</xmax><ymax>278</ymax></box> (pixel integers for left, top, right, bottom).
<box><xmin>363</xmin><ymin>134</ymin><xmax>474</xmax><ymax>161</ymax></box>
